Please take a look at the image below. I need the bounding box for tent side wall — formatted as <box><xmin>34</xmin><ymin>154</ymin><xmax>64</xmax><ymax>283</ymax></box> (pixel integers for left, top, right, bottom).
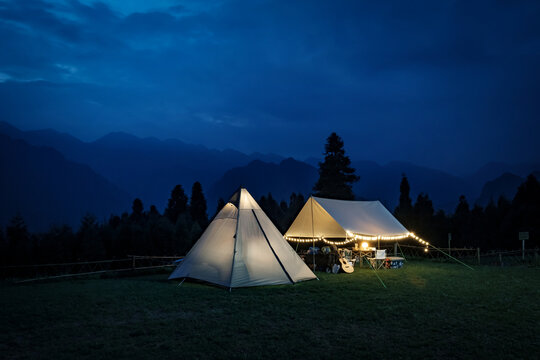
<box><xmin>168</xmin><ymin>203</ymin><xmax>237</xmax><ymax>287</ymax></box>
<box><xmin>284</xmin><ymin>197</ymin><xmax>347</xmax><ymax>238</ymax></box>
<box><xmin>253</xmin><ymin>208</ymin><xmax>317</xmax><ymax>283</ymax></box>
<box><xmin>230</xmin><ymin>209</ymin><xmax>291</xmax><ymax>287</ymax></box>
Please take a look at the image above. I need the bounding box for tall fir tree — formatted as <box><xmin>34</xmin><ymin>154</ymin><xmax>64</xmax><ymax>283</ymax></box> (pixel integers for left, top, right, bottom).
<box><xmin>5</xmin><ymin>214</ymin><xmax>29</xmax><ymax>265</ymax></box>
<box><xmin>215</xmin><ymin>198</ymin><xmax>226</xmax><ymax>217</ymax></box>
<box><xmin>313</xmin><ymin>132</ymin><xmax>359</xmax><ymax>199</ymax></box>
<box><xmin>509</xmin><ymin>174</ymin><xmax>540</xmax><ymax>248</ymax></box>
<box><xmin>452</xmin><ymin>195</ymin><xmax>470</xmax><ymax>247</ymax></box>
<box><xmin>412</xmin><ymin>192</ymin><xmax>434</xmax><ymax>237</ymax></box>
<box><xmin>131</xmin><ymin>198</ymin><xmax>144</xmax><ymax>223</ymax></box>
<box><xmin>165</xmin><ymin>185</ymin><xmax>188</xmax><ymax>224</ymax></box>
<box><xmin>132</xmin><ymin>198</ymin><xmax>143</xmax><ymax>216</ymax></box>
<box><xmin>190</xmin><ymin>181</ymin><xmax>208</xmax><ymax>229</ymax></box>
<box><xmin>394</xmin><ymin>174</ymin><xmax>413</xmax><ymax>228</ymax></box>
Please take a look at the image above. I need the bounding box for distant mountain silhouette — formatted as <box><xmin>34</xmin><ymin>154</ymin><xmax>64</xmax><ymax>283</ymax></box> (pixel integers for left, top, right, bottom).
<box><xmin>351</xmin><ymin>160</ymin><xmax>469</xmax><ymax>212</ymax></box>
<box><xmin>0</xmin><ymin>134</ymin><xmax>131</xmax><ymax>231</ymax></box>
<box><xmin>465</xmin><ymin>162</ymin><xmax>540</xmax><ymax>197</ymax></box>
<box><xmin>210</xmin><ymin>158</ymin><xmax>473</xmax><ymax>212</ymax></box>
<box><xmin>209</xmin><ymin>158</ymin><xmax>318</xmax><ymax>203</ymax></box>
<box><xmin>476</xmin><ymin>171</ymin><xmax>540</xmax><ymax>206</ymax></box>
<box><xmin>2</xmin><ymin>122</ymin><xmax>538</xmax><ymax>219</ymax></box>
<box><xmin>0</xmin><ymin>122</ymin><xmax>283</xmax><ymax>210</ymax></box>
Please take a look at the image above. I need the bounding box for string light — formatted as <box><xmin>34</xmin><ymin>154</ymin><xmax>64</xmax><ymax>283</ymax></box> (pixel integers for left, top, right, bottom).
<box><xmin>285</xmin><ymin>231</ymin><xmax>433</xmax><ymax>251</ymax></box>
<box><xmin>283</xmin><ymin>236</ymin><xmax>322</xmax><ymax>243</ymax></box>
<box><xmin>321</xmin><ymin>237</ymin><xmax>356</xmax><ymax>246</ymax></box>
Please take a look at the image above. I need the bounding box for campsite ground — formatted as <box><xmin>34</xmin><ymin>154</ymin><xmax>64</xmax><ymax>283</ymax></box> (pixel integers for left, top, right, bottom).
<box><xmin>1</xmin><ymin>261</ymin><xmax>539</xmax><ymax>359</ymax></box>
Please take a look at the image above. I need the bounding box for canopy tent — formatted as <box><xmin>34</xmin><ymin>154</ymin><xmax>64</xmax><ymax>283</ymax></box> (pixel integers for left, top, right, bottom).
<box><xmin>169</xmin><ymin>188</ymin><xmax>317</xmax><ymax>288</ymax></box>
<box><xmin>284</xmin><ymin>196</ymin><xmax>410</xmax><ymax>244</ymax></box>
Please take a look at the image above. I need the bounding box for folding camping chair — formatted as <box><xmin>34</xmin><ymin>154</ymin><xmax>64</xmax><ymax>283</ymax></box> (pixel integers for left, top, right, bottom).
<box><xmin>368</xmin><ymin>249</ymin><xmax>387</xmax><ymax>269</ymax></box>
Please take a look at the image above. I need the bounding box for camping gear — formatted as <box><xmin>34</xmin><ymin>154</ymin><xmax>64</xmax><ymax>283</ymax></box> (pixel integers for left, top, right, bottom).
<box><xmin>169</xmin><ymin>188</ymin><xmax>317</xmax><ymax>288</ymax></box>
<box><xmin>384</xmin><ymin>257</ymin><xmax>405</xmax><ymax>269</ymax></box>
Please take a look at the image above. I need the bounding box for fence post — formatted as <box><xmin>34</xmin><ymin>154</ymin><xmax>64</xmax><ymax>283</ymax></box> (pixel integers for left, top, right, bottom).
<box><xmin>477</xmin><ymin>248</ymin><xmax>480</xmax><ymax>265</ymax></box>
<box><xmin>132</xmin><ymin>256</ymin><xmax>135</xmax><ymax>270</ymax></box>
<box><xmin>499</xmin><ymin>253</ymin><xmax>503</xmax><ymax>267</ymax></box>
<box><xmin>448</xmin><ymin>233</ymin><xmax>452</xmax><ymax>257</ymax></box>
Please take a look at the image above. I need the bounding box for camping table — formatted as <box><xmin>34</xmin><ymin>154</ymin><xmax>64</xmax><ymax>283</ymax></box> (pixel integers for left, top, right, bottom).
<box><xmin>352</xmin><ymin>249</ymin><xmax>376</xmax><ymax>267</ymax></box>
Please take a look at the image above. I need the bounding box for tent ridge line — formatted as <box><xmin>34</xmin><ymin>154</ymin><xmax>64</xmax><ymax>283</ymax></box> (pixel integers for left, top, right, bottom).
<box><xmin>228</xmin><ymin>203</ymin><xmax>240</xmax><ymax>290</ymax></box>
<box><xmin>251</xmin><ymin>209</ymin><xmax>295</xmax><ymax>284</ymax></box>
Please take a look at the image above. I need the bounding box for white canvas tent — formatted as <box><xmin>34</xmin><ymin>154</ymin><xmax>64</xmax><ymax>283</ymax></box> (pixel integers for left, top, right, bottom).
<box><xmin>169</xmin><ymin>188</ymin><xmax>317</xmax><ymax>288</ymax></box>
<box><xmin>284</xmin><ymin>196</ymin><xmax>410</xmax><ymax>241</ymax></box>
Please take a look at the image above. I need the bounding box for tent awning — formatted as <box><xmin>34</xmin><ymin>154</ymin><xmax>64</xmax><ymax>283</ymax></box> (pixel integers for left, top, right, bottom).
<box><xmin>284</xmin><ymin>196</ymin><xmax>409</xmax><ymax>240</ymax></box>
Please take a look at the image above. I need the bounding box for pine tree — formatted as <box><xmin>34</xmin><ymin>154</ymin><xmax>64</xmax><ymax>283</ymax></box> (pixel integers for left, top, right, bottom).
<box><xmin>0</xmin><ymin>227</ymin><xmax>6</xmax><ymax>266</ymax></box>
<box><xmin>509</xmin><ymin>174</ymin><xmax>540</xmax><ymax>248</ymax></box>
<box><xmin>313</xmin><ymin>132</ymin><xmax>359</xmax><ymax>199</ymax></box>
<box><xmin>215</xmin><ymin>198</ymin><xmax>226</xmax><ymax>217</ymax></box>
<box><xmin>259</xmin><ymin>193</ymin><xmax>283</xmax><ymax>229</ymax></box>
<box><xmin>149</xmin><ymin>205</ymin><xmax>160</xmax><ymax>217</ymax></box>
<box><xmin>131</xmin><ymin>198</ymin><xmax>144</xmax><ymax>224</ymax></box>
<box><xmin>132</xmin><ymin>198</ymin><xmax>143</xmax><ymax>216</ymax></box>
<box><xmin>6</xmin><ymin>214</ymin><xmax>29</xmax><ymax>265</ymax></box>
<box><xmin>394</xmin><ymin>174</ymin><xmax>413</xmax><ymax>228</ymax></box>
<box><xmin>165</xmin><ymin>185</ymin><xmax>188</xmax><ymax>223</ymax></box>
<box><xmin>77</xmin><ymin>213</ymin><xmax>102</xmax><ymax>260</ymax></box>
<box><xmin>452</xmin><ymin>195</ymin><xmax>470</xmax><ymax>247</ymax></box>
<box><xmin>412</xmin><ymin>192</ymin><xmax>434</xmax><ymax>237</ymax></box>
<box><xmin>190</xmin><ymin>181</ymin><xmax>208</xmax><ymax>229</ymax></box>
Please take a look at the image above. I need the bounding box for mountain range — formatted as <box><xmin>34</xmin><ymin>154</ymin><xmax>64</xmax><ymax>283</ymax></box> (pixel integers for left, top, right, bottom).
<box><xmin>0</xmin><ymin>133</ymin><xmax>130</xmax><ymax>230</ymax></box>
<box><xmin>1</xmin><ymin>121</ymin><xmax>538</xmax><ymax>231</ymax></box>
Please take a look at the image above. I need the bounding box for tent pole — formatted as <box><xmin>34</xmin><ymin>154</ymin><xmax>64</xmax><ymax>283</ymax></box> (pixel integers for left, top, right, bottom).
<box><xmin>397</xmin><ymin>242</ymin><xmax>407</xmax><ymax>261</ymax></box>
<box><xmin>177</xmin><ymin>278</ymin><xmax>185</xmax><ymax>287</ymax></box>
<box><xmin>367</xmin><ymin>258</ymin><xmax>387</xmax><ymax>289</ymax></box>
<box><xmin>310</xmin><ymin>197</ymin><xmax>316</xmax><ymax>272</ymax></box>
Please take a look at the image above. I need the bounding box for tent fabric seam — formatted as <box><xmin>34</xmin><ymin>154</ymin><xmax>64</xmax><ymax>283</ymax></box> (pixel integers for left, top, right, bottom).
<box><xmin>228</xmin><ymin>203</ymin><xmax>240</xmax><ymax>289</ymax></box>
<box><xmin>251</xmin><ymin>209</ymin><xmax>294</xmax><ymax>284</ymax></box>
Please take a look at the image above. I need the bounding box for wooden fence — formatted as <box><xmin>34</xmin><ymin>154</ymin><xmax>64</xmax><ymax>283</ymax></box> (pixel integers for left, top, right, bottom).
<box><xmin>1</xmin><ymin>255</ymin><xmax>183</xmax><ymax>283</ymax></box>
<box><xmin>380</xmin><ymin>243</ymin><xmax>540</xmax><ymax>266</ymax></box>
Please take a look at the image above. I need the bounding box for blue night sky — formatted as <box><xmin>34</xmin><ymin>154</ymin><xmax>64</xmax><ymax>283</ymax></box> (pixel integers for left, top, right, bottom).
<box><xmin>1</xmin><ymin>0</ymin><xmax>539</xmax><ymax>174</ymax></box>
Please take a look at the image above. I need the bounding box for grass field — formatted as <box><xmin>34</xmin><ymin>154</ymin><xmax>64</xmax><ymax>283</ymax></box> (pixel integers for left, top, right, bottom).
<box><xmin>1</xmin><ymin>261</ymin><xmax>539</xmax><ymax>359</ymax></box>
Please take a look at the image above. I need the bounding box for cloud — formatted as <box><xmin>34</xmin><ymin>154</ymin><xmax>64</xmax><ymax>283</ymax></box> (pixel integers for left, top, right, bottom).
<box><xmin>0</xmin><ymin>0</ymin><xmax>539</xmax><ymax>172</ymax></box>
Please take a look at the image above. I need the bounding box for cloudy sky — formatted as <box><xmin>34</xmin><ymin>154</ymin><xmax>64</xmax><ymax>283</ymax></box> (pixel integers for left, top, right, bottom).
<box><xmin>1</xmin><ymin>0</ymin><xmax>539</xmax><ymax>174</ymax></box>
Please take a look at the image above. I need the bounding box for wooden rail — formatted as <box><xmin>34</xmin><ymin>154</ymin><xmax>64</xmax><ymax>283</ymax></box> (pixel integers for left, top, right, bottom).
<box><xmin>1</xmin><ymin>256</ymin><xmax>184</xmax><ymax>282</ymax></box>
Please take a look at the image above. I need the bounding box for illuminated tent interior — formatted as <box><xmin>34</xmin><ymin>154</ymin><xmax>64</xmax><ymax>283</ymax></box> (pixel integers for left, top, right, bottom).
<box><xmin>284</xmin><ymin>197</ymin><xmax>411</xmax><ymax>245</ymax></box>
<box><xmin>169</xmin><ymin>188</ymin><xmax>317</xmax><ymax>288</ymax></box>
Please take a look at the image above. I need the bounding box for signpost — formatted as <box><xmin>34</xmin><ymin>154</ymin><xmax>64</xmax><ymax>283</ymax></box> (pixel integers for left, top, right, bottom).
<box><xmin>519</xmin><ymin>232</ymin><xmax>529</xmax><ymax>260</ymax></box>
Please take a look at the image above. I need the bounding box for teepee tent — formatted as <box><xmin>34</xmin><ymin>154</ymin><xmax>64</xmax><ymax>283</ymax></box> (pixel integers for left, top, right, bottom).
<box><xmin>169</xmin><ymin>188</ymin><xmax>317</xmax><ymax>288</ymax></box>
<box><xmin>284</xmin><ymin>196</ymin><xmax>410</xmax><ymax>242</ymax></box>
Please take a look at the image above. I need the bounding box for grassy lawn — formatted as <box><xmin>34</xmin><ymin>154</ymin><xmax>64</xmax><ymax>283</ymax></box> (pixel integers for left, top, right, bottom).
<box><xmin>1</xmin><ymin>261</ymin><xmax>539</xmax><ymax>359</ymax></box>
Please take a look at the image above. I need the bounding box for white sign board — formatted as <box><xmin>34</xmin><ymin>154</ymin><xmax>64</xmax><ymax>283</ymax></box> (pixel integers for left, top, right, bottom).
<box><xmin>519</xmin><ymin>232</ymin><xmax>529</xmax><ymax>241</ymax></box>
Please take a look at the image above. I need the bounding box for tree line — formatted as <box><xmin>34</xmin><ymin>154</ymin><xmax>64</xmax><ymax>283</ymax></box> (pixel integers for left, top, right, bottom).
<box><xmin>0</xmin><ymin>182</ymin><xmax>210</xmax><ymax>266</ymax></box>
<box><xmin>1</xmin><ymin>132</ymin><xmax>538</xmax><ymax>266</ymax></box>
<box><xmin>0</xmin><ymin>181</ymin><xmax>310</xmax><ymax>266</ymax></box>
<box><xmin>394</xmin><ymin>173</ymin><xmax>540</xmax><ymax>250</ymax></box>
